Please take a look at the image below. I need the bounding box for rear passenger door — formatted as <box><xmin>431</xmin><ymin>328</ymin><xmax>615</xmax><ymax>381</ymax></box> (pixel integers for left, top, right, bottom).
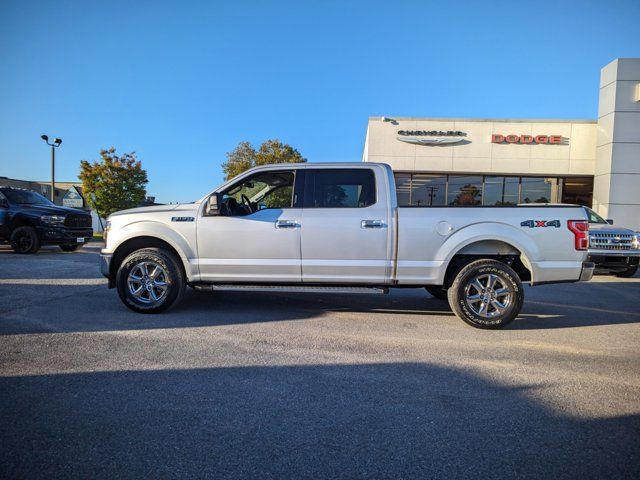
<box><xmin>300</xmin><ymin>168</ymin><xmax>392</xmax><ymax>284</ymax></box>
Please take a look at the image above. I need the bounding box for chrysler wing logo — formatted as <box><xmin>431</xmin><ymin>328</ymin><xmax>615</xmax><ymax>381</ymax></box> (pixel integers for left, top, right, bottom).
<box><xmin>396</xmin><ymin>129</ymin><xmax>468</xmax><ymax>146</ymax></box>
<box><xmin>397</xmin><ymin>136</ymin><xmax>466</xmax><ymax>146</ymax></box>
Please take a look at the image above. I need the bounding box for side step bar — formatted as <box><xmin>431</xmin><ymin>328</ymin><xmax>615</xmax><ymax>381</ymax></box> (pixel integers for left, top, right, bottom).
<box><xmin>191</xmin><ymin>284</ymin><xmax>389</xmax><ymax>295</ymax></box>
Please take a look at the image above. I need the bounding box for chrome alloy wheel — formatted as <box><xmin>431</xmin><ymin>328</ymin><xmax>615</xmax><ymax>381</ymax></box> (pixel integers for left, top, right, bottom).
<box><xmin>464</xmin><ymin>273</ymin><xmax>513</xmax><ymax>318</ymax></box>
<box><xmin>127</xmin><ymin>261</ymin><xmax>168</xmax><ymax>305</ymax></box>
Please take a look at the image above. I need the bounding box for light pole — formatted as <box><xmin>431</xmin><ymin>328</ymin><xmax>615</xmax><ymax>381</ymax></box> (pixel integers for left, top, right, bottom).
<box><xmin>40</xmin><ymin>135</ymin><xmax>62</xmax><ymax>202</ymax></box>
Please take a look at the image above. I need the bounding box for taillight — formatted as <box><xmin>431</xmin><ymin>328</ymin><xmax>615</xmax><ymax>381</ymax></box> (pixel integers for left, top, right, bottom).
<box><xmin>568</xmin><ymin>220</ymin><xmax>589</xmax><ymax>250</ymax></box>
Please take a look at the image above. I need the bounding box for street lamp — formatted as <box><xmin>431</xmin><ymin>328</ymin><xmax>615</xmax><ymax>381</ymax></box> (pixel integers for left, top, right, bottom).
<box><xmin>40</xmin><ymin>134</ymin><xmax>62</xmax><ymax>202</ymax></box>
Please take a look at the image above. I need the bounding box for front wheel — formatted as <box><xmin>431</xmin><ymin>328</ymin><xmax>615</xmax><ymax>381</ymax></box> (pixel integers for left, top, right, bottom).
<box><xmin>10</xmin><ymin>226</ymin><xmax>40</xmax><ymax>254</ymax></box>
<box><xmin>616</xmin><ymin>265</ymin><xmax>638</xmax><ymax>278</ymax></box>
<box><xmin>447</xmin><ymin>259</ymin><xmax>523</xmax><ymax>329</ymax></box>
<box><xmin>116</xmin><ymin>248</ymin><xmax>186</xmax><ymax>313</ymax></box>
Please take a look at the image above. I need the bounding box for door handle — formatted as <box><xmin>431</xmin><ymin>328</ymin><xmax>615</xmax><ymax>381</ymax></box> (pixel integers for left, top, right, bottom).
<box><xmin>361</xmin><ymin>220</ymin><xmax>386</xmax><ymax>229</ymax></box>
<box><xmin>275</xmin><ymin>220</ymin><xmax>300</xmax><ymax>229</ymax></box>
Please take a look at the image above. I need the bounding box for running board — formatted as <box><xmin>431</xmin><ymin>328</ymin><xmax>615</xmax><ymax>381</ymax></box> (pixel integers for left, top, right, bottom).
<box><xmin>192</xmin><ymin>284</ymin><xmax>389</xmax><ymax>295</ymax></box>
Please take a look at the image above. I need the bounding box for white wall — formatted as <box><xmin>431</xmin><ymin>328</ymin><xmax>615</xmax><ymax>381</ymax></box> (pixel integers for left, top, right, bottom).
<box><xmin>363</xmin><ymin>117</ymin><xmax>597</xmax><ymax>177</ymax></box>
<box><xmin>593</xmin><ymin>58</ymin><xmax>640</xmax><ymax>230</ymax></box>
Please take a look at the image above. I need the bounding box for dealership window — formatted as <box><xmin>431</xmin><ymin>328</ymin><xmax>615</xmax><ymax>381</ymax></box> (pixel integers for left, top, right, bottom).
<box><xmin>412</xmin><ymin>174</ymin><xmax>447</xmax><ymax>206</ymax></box>
<box><xmin>520</xmin><ymin>177</ymin><xmax>558</xmax><ymax>204</ymax></box>
<box><xmin>394</xmin><ymin>173</ymin><xmax>593</xmax><ymax>207</ymax></box>
<box><xmin>561</xmin><ymin>177</ymin><xmax>593</xmax><ymax>206</ymax></box>
<box><xmin>395</xmin><ymin>173</ymin><xmax>412</xmax><ymax>207</ymax></box>
<box><xmin>447</xmin><ymin>176</ymin><xmax>482</xmax><ymax>206</ymax></box>
<box><xmin>483</xmin><ymin>176</ymin><xmax>519</xmax><ymax>206</ymax></box>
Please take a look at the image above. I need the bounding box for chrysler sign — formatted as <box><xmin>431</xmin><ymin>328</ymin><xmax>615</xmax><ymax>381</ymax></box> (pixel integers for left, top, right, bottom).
<box><xmin>492</xmin><ymin>134</ymin><xmax>563</xmax><ymax>144</ymax></box>
<box><xmin>397</xmin><ymin>130</ymin><xmax>467</xmax><ymax>146</ymax></box>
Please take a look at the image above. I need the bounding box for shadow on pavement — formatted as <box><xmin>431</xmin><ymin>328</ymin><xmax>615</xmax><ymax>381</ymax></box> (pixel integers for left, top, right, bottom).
<box><xmin>1</xmin><ymin>362</ymin><xmax>638</xmax><ymax>479</ymax></box>
<box><xmin>1</xmin><ymin>282</ymin><xmax>639</xmax><ymax>334</ymax></box>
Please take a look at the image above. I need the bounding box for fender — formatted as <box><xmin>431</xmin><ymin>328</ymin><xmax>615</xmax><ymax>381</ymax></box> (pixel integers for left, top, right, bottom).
<box><xmin>435</xmin><ymin>222</ymin><xmax>540</xmax><ymax>284</ymax></box>
<box><xmin>108</xmin><ymin>220</ymin><xmax>198</xmax><ymax>280</ymax></box>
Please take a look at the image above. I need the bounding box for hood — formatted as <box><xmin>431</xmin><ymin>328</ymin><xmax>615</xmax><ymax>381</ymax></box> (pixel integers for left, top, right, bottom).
<box><xmin>16</xmin><ymin>204</ymin><xmax>90</xmax><ymax>216</ymax></box>
<box><xmin>109</xmin><ymin>204</ymin><xmax>186</xmax><ymax>218</ymax></box>
<box><xmin>589</xmin><ymin>223</ymin><xmax>636</xmax><ymax>235</ymax></box>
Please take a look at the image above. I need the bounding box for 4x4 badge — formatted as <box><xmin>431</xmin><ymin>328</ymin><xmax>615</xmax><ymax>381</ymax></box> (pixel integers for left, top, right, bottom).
<box><xmin>520</xmin><ymin>220</ymin><xmax>561</xmax><ymax>228</ymax></box>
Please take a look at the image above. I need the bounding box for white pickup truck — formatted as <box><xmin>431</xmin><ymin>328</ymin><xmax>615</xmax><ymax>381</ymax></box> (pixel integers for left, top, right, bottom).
<box><xmin>100</xmin><ymin>162</ymin><xmax>594</xmax><ymax>329</ymax></box>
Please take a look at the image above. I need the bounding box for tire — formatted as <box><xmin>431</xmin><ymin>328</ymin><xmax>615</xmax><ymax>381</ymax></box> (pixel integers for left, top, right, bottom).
<box><xmin>447</xmin><ymin>259</ymin><xmax>523</xmax><ymax>329</ymax></box>
<box><xmin>10</xmin><ymin>226</ymin><xmax>40</xmax><ymax>254</ymax></box>
<box><xmin>116</xmin><ymin>248</ymin><xmax>186</xmax><ymax>313</ymax></box>
<box><xmin>60</xmin><ymin>244</ymin><xmax>81</xmax><ymax>252</ymax></box>
<box><xmin>616</xmin><ymin>265</ymin><xmax>638</xmax><ymax>278</ymax></box>
<box><xmin>425</xmin><ymin>285</ymin><xmax>448</xmax><ymax>300</ymax></box>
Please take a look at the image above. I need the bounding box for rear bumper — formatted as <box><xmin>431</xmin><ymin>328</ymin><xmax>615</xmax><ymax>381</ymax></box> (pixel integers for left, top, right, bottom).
<box><xmin>579</xmin><ymin>261</ymin><xmax>595</xmax><ymax>282</ymax></box>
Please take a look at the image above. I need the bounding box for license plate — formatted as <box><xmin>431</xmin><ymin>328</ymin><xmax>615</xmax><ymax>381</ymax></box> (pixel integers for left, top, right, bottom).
<box><xmin>77</xmin><ymin>237</ymin><xmax>85</xmax><ymax>243</ymax></box>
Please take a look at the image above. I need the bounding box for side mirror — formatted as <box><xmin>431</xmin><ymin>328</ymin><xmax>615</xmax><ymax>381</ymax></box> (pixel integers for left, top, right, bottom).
<box><xmin>606</xmin><ymin>219</ymin><xmax>614</xmax><ymax>225</ymax></box>
<box><xmin>205</xmin><ymin>193</ymin><xmax>221</xmax><ymax>216</ymax></box>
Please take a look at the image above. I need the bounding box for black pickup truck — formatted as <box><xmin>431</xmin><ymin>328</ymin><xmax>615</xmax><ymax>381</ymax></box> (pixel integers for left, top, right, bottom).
<box><xmin>0</xmin><ymin>186</ymin><xmax>93</xmax><ymax>254</ymax></box>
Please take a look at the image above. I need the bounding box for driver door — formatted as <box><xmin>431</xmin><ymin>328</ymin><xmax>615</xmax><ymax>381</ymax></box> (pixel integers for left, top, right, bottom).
<box><xmin>196</xmin><ymin>169</ymin><xmax>303</xmax><ymax>283</ymax></box>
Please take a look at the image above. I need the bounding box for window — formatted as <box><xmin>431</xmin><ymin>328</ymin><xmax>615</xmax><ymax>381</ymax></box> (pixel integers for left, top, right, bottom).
<box><xmin>447</xmin><ymin>176</ymin><xmax>482</xmax><ymax>206</ymax></box>
<box><xmin>304</xmin><ymin>169</ymin><xmax>376</xmax><ymax>208</ymax></box>
<box><xmin>561</xmin><ymin>177</ymin><xmax>593</xmax><ymax>206</ymax></box>
<box><xmin>0</xmin><ymin>188</ymin><xmax>53</xmax><ymax>206</ymax></box>
<box><xmin>394</xmin><ymin>174</ymin><xmax>446</xmax><ymax>206</ymax></box>
<box><xmin>483</xmin><ymin>177</ymin><xmax>519</xmax><ymax>206</ymax></box>
<box><xmin>221</xmin><ymin>170</ymin><xmax>294</xmax><ymax>216</ymax></box>
<box><xmin>411</xmin><ymin>174</ymin><xmax>447</xmax><ymax>206</ymax></box>
<box><xmin>584</xmin><ymin>207</ymin><xmax>607</xmax><ymax>224</ymax></box>
<box><xmin>393</xmin><ymin>173</ymin><xmax>573</xmax><ymax>207</ymax></box>
<box><xmin>395</xmin><ymin>173</ymin><xmax>412</xmax><ymax>207</ymax></box>
<box><xmin>520</xmin><ymin>177</ymin><xmax>556</xmax><ymax>204</ymax></box>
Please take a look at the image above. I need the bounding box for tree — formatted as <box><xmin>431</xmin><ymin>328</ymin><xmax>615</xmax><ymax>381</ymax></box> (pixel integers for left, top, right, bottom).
<box><xmin>79</xmin><ymin>147</ymin><xmax>148</xmax><ymax>217</ymax></box>
<box><xmin>222</xmin><ymin>139</ymin><xmax>306</xmax><ymax>180</ymax></box>
<box><xmin>451</xmin><ymin>184</ymin><xmax>481</xmax><ymax>206</ymax></box>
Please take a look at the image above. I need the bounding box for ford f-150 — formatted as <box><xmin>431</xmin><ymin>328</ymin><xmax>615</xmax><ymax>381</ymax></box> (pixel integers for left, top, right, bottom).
<box><xmin>99</xmin><ymin>163</ymin><xmax>594</xmax><ymax>329</ymax></box>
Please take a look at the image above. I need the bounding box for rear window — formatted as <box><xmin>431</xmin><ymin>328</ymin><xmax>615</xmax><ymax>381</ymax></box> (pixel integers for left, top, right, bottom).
<box><xmin>303</xmin><ymin>169</ymin><xmax>376</xmax><ymax>208</ymax></box>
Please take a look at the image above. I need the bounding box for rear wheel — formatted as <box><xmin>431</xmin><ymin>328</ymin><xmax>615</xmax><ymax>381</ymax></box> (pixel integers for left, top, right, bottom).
<box><xmin>447</xmin><ymin>259</ymin><xmax>523</xmax><ymax>329</ymax></box>
<box><xmin>10</xmin><ymin>226</ymin><xmax>40</xmax><ymax>254</ymax></box>
<box><xmin>425</xmin><ymin>285</ymin><xmax>448</xmax><ymax>300</ymax></box>
<box><xmin>616</xmin><ymin>265</ymin><xmax>638</xmax><ymax>278</ymax></box>
<box><xmin>116</xmin><ymin>248</ymin><xmax>186</xmax><ymax>313</ymax></box>
<box><xmin>60</xmin><ymin>244</ymin><xmax>81</xmax><ymax>252</ymax></box>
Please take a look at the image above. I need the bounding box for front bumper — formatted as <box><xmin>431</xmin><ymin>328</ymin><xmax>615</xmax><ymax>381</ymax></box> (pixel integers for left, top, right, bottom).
<box><xmin>38</xmin><ymin>226</ymin><xmax>93</xmax><ymax>245</ymax></box>
<box><xmin>588</xmin><ymin>249</ymin><xmax>640</xmax><ymax>257</ymax></box>
<box><xmin>579</xmin><ymin>262</ymin><xmax>595</xmax><ymax>282</ymax></box>
<box><xmin>100</xmin><ymin>253</ymin><xmax>112</xmax><ymax>278</ymax></box>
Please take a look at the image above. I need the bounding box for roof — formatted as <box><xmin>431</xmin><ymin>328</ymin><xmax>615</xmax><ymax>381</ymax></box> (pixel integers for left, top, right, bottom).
<box><xmin>368</xmin><ymin>116</ymin><xmax>596</xmax><ymax>124</ymax></box>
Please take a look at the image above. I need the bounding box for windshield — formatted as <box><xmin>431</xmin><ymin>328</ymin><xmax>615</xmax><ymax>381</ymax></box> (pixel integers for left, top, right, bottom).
<box><xmin>584</xmin><ymin>207</ymin><xmax>607</xmax><ymax>224</ymax></box>
<box><xmin>1</xmin><ymin>188</ymin><xmax>54</xmax><ymax>206</ymax></box>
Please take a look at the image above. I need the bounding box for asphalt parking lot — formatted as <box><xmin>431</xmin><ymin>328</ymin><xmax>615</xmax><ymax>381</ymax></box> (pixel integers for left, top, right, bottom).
<box><xmin>1</xmin><ymin>244</ymin><xmax>639</xmax><ymax>479</ymax></box>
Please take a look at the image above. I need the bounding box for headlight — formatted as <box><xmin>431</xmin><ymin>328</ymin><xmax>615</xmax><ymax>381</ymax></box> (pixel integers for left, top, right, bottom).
<box><xmin>40</xmin><ymin>215</ymin><xmax>65</xmax><ymax>225</ymax></box>
<box><xmin>633</xmin><ymin>233</ymin><xmax>640</xmax><ymax>249</ymax></box>
<box><xmin>103</xmin><ymin>220</ymin><xmax>111</xmax><ymax>244</ymax></box>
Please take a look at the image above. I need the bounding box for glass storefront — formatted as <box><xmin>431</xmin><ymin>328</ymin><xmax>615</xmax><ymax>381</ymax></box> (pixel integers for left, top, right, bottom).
<box><xmin>394</xmin><ymin>173</ymin><xmax>593</xmax><ymax>207</ymax></box>
<box><xmin>561</xmin><ymin>177</ymin><xmax>593</xmax><ymax>206</ymax></box>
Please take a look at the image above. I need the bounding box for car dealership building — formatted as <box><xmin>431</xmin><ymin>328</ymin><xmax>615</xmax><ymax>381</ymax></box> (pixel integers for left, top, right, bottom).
<box><xmin>362</xmin><ymin>58</ymin><xmax>640</xmax><ymax>230</ymax></box>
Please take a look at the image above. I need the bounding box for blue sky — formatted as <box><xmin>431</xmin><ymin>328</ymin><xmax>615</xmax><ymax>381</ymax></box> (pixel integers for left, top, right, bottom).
<box><xmin>1</xmin><ymin>0</ymin><xmax>639</xmax><ymax>203</ymax></box>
